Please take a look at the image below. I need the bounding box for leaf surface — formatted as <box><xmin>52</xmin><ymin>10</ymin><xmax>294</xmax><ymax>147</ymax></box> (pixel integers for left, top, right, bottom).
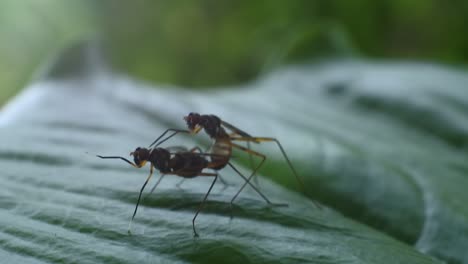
<box><xmin>0</xmin><ymin>47</ymin><xmax>458</xmax><ymax>263</ymax></box>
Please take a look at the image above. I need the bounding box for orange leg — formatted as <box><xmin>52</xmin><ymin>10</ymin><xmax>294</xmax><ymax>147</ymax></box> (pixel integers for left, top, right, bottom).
<box><xmin>228</xmin><ymin>133</ymin><xmax>256</xmax><ymax>175</ymax></box>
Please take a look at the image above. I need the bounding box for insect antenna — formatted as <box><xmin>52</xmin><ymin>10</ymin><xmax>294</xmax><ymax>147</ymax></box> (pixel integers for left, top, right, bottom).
<box><xmin>96</xmin><ymin>155</ymin><xmax>138</xmax><ymax>168</ymax></box>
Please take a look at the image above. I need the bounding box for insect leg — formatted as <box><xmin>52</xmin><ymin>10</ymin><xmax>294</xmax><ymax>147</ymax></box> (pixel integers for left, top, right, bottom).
<box><xmin>228</xmin><ymin>143</ymin><xmax>268</xmax><ymax>205</ymax></box>
<box><xmin>145</xmin><ymin>174</ymin><xmax>166</xmax><ymax>199</ymax></box>
<box><xmin>148</xmin><ymin>128</ymin><xmax>190</xmax><ymax>148</ymax></box>
<box><xmin>230</xmin><ymin>137</ymin><xmax>303</xmax><ymax>190</ymax></box>
<box><xmin>128</xmin><ymin>164</ymin><xmax>154</xmax><ymax>234</ymax></box>
<box><xmin>192</xmin><ymin>172</ymin><xmax>218</xmax><ymax>237</ymax></box>
<box><xmin>231</xmin><ymin>137</ymin><xmax>321</xmax><ymax>208</ymax></box>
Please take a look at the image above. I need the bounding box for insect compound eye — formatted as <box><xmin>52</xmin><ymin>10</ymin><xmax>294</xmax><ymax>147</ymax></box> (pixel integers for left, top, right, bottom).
<box><xmin>131</xmin><ymin>148</ymin><xmax>142</xmax><ymax>164</ymax></box>
<box><xmin>185</xmin><ymin>115</ymin><xmax>195</xmax><ymax>129</ymax></box>
<box><xmin>185</xmin><ymin>113</ymin><xmax>201</xmax><ymax>130</ymax></box>
<box><xmin>133</xmin><ymin>154</ymin><xmax>140</xmax><ymax>164</ymax></box>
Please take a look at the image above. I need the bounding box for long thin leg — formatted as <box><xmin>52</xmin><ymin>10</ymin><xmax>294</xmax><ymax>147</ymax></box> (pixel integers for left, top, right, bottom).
<box><xmin>246</xmin><ymin>141</ymin><xmax>259</xmax><ymax>187</ymax></box>
<box><xmin>217</xmin><ymin>173</ymin><xmax>231</xmax><ymax>190</ymax></box>
<box><xmin>128</xmin><ymin>165</ymin><xmax>154</xmax><ymax>234</ymax></box>
<box><xmin>231</xmin><ymin>137</ymin><xmax>321</xmax><ymax>209</ymax></box>
<box><xmin>228</xmin><ymin>132</ymin><xmax>258</xmax><ymax>187</ymax></box>
<box><xmin>175</xmin><ymin>178</ymin><xmax>186</xmax><ymax>189</ymax></box>
<box><xmin>145</xmin><ymin>174</ymin><xmax>166</xmax><ymax>199</ymax></box>
<box><xmin>148</xmin><ymin>128</ymin><xmax>190</xmax><ymax>148</ymax></box>
<box><xmin>230</xmin><ymin>137</ymin><xmax>303</xmax><ymax>189</ymax></box>
<box><xmin>192</xmin><ymin>172</ymin><xmax>218</xmax><ymax>237</ymax></box>
<box><xmin>227</xmin><ymin>162</ymin><xmax>286</xmax><ymax>207</ymax></box>
<box><xmin>205</xmin><ymin>143</ymin><xmax>266</xmax><ymax>202</ymax></box>
<box><xmin>228</xmin><ymin>142</ymin><xmax>267</xmax><ymax>205</ymax></box>
<box><xmin>227</xmin><ymin>162</ymin><xmax>286</xmax><ymax>218</ymax></box>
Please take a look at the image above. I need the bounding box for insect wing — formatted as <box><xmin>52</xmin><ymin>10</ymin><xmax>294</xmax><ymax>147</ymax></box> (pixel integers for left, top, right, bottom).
<box><xmin>165</xmin><ymin>146</ymin><xmax>190</xmax><ymax>153</ymax></box>
<box><xmin>221</xmin><ymin>120</ymin><xmax>254</xmax><ymax>138</ymax></box>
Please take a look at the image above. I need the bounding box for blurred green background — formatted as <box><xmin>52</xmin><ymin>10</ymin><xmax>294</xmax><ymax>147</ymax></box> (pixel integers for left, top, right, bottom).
<box><xmin>1</xmin><ymin>0</ymin><xmax>467</xmax><ymax>106</ymax></box>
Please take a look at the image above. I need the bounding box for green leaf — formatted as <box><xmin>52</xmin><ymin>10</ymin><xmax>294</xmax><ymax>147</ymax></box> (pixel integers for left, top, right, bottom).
<box><xmin>0</xmin><ymin>45</ymin><xmax>454</xmax><ymax>263</ymax></box>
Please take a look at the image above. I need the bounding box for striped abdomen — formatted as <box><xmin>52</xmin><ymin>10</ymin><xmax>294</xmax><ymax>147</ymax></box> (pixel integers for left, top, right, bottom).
<box><xmin>209</xmin><ymin>136</ymin><xmax>231</xmax><ymax>170</ymax></box>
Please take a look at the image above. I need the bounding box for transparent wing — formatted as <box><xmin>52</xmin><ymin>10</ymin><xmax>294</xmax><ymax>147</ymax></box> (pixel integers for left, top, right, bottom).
<box><xmin>221</xmin><ymin>120</ymin><xmax>255</xmax><ymax>139</ymax></box>
<box><xmin>165</xmin><ymin>145</ymin><xmax>190</xmax><ymax>153</ymax></box>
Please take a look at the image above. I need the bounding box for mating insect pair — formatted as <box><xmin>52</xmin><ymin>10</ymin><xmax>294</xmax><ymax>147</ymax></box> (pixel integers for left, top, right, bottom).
<box><xmin>98</xmin><ymin>113</ymin><xmax>309</xmax><ymax>237</ymax></box>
